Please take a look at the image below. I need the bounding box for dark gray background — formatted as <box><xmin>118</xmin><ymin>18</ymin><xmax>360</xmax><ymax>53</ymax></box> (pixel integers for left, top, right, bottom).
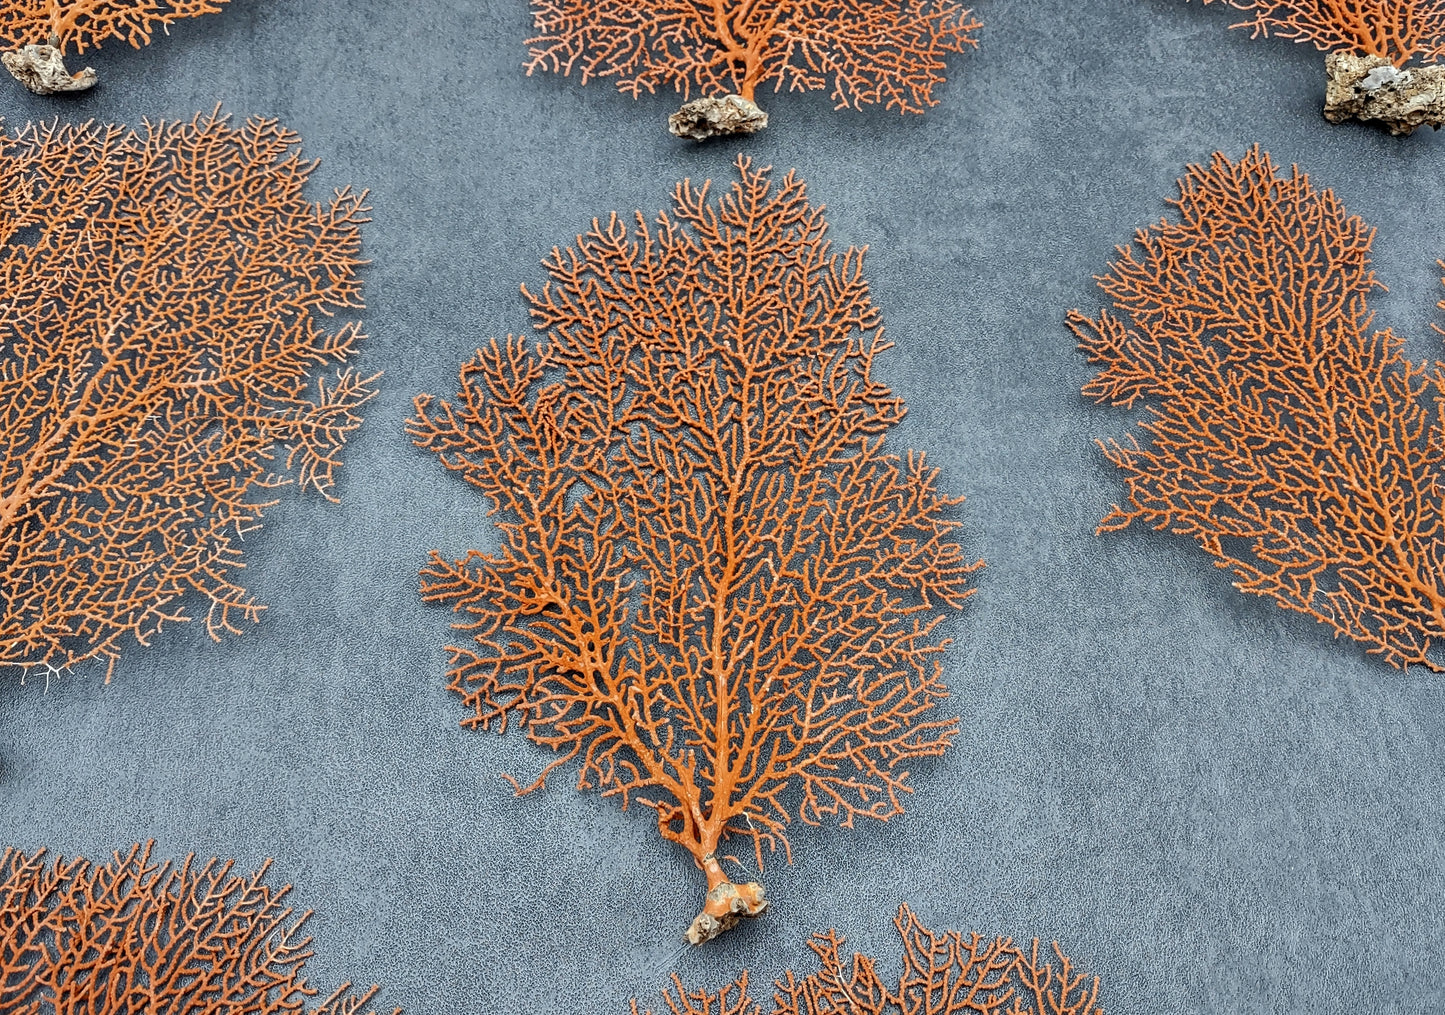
<box><xmin>3</xmin><ymin>1</ymin><xmax>1444</xmax><ymax>1011</ymax></box>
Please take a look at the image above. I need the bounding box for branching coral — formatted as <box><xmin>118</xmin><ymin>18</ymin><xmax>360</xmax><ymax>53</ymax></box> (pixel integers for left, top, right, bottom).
<box><xmin>633</xmin><ymin>904</ymin><xmax>1102</xmax><ymax>1015</ymax></box>
<box><xmin>1196</xmin><ymin>0</ymin><xmax>1445</xmax><ymax>131</ymax></box>
<box><xmin>0</xmin><ymin>1</ymin><xmax>230</xmax><ymax>93</ymax></box>
<box><xmin>1198</xmin><ymin>0</ymin><xmax>1445</xmax><ymax>64</ymax></box>
<box><xmin>526</xmin><ymin>0</ymin><xmax>980</xmax><ymax>135</ymax></box>
<box><xmin>0</xmin><ymin>111</ymin><xmax>376</xmax><ymax>683</ymax></box>
<box><xmin>0</xmin><ymin>0</ymin><xmax>228</xmax><ymax>53</ymax></box>
<box><xmin>1069</xmin><ymin>145</ymin><xmax>1445</xmax><ymax>670</ymax></box>
<box><xmin>0</xmin><ymin>842</ymin><xmax>397</xmax><ymax>1015</ymax></box>
<box><xmin>411</xmin><ymin>156</ymin><xmax>979</xmax><ymax>942</ymax></box>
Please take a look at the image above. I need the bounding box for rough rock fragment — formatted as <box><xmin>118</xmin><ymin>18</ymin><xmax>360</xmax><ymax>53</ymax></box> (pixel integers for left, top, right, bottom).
<box><xmin>668</xmin><ymin>94</ymin><xmax>768</xmax><ymax>140</ymax></box>
<box><xmin>1324</xmin><ymin>51</ymin><xmax>1445</xmax><ymax>135</ymax></box>
<box><xmin>683</xmin><ymin>880</ymin><xmax>767</xmax><ymax>946</ymax></box>
<box><xmin>2</xmin><ymin>43</ymin><xmax>96</xmax><ymax>94</ymax></box>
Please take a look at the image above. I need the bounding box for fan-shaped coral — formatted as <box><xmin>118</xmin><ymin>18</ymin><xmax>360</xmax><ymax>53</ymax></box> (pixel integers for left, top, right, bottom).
<box><xmin>0</xmin><ymin>1</ymin><xmax>230</xmax><ymax>93</ymax></box>
<box><xmin>633</xmin><ymin>904</ymin><xmax>1101</xmax><ymax>1015</ymax></box>
<box><xmin>0</xmin><ymin>111</ymin><xmax>375</xmax><ymax>683</ymax></box>
<box><xmin>0</xmin><ymin>0</ymin><xmax>227</xmax><ymax>51</ymax></box>
<box><xmin>525</xmin><ymin>0</ymin><xmax>980</xmax><ymax>136</ymax></box>
<box><xmin>1195</xmin><ymin>0</ymin><xmax>1445</xmax><ymax>132</ymax></box>
<box><xmin>1198</xmin><ymin>0</ymin><xmax>1445</xmax><ymax>63</ymax></box>
<box><xmin>1070</xmin><ymin>145</ymin><xmax>1445</xmax><ymax>670</ymax></box>
<box><xmin>411</xmin><ymin>156</ymin><xmax>979</xmax><ymax>942</ymax></box>
<box><xmin>0</xmin><ymin>842</ymin><xmax>397</xmax><ymax>1015</ymax></box>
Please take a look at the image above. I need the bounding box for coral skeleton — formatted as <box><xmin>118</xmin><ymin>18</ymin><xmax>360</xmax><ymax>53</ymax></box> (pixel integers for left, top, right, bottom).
<box><xmin>0</xmin><ymin>2</ymin><xmax>230</xmax><ymax>92</ymax></box>
<box><xmin>526</xmin><ymin>0</ymin><xmax>980</xmax><ymax>135</ymax></box>
<box><xmin>0</xmin><ymin>112</ymin><xmax>375</xmax><ymax>682</ymax></box>
<box><xmin>1199</xmin><ymin>0</ymin><xmax>1445</xmax><ymax>131</ymax></box>
<box><xmin>0</xmin><ymin>842</ymin><xmax>397</xmax><ymax>1015</ymax></box>
<box><xmin>1070</xmin><ymin>146</ymin><xmax>1445</xmax><ymax>670</ymax></box>
<box><xmin>633</xmin><ymin>904</ymin><xmax>1102</xmax><ymax>1015</ymax></box>
<box><xmin>412</xmin><ymin>157</ymin><xmax>979</xmax><ymax>941</ymax></box>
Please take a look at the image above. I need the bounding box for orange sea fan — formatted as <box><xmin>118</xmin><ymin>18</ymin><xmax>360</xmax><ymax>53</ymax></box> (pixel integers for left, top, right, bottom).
<box><xmin>633</xmin><ymin>903</ymin><xmax>1102</xmax><ymax>1015</ymax></box>
<box><xmin>0</xmin><ymin>111</ymin><xmax>376</xmax><ymax>683</ymax></box>
<box><xmin>0</xmin><ymin>842</ymin><xmax>397</xmax><ymax>1015</ymax></box>
<box><xmin>0</xmin><ymin>0</ymin><xmax>228</xmax><ymax>53</ymax></box>
<box><xmin>1070</xmin><ymin>145</ymin><xmax>1445</xmax><ymax>670</ymax></box>
<box><xmin>1197</xmin><ymin>0</ymin><xmax>1445</xmax><ymax>64</ymax></box>
<box><xmin>525</xmin><ymin>0</ymin><xmax>981</xmax><ymax>114</ymax></box>
<box><xmin>411</xmin><ymin>156</ymin><xmax>980</xmax><ymax>941</ymax></box>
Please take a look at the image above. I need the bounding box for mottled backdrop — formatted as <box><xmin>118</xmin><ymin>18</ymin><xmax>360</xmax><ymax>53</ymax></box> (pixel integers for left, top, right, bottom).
<box><xmin>2</xmin><ymin>1</ymin><xmax>1443</xmax><ymax>1012</ymax></box>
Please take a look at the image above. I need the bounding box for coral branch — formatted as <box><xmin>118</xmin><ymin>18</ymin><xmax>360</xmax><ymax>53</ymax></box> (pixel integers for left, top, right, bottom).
<box><xmin>412</xmin><ymin>156</ymin><xmax>980</xmax><ymax>939</ymax></box>
<box><xmin>1198</xmin><ymin>0</ymin><xmax>1445</xmax><ymax>63</ymax></box>
<box><xmin>1196</xmin><ymin>0</ymin><xmax>1445</xmax><ymax>129</ymax></box>
<box><xmin>0</xmin><ymin>0</ymin><xmax>229</xmax><ymax>53</ymax></box>
<box><xmin>525</xmin><ymin>0</ymin><xmax>981</xmax><ymax>128</ymax></box>
<box><xmin>0</xmin><ymin>1</ymin><xmax>228</xmax><ymax>90</ymax></box>
<box><xmin>633</xmin><ymin>972</ymin><xmax>760</xmax><ymax>1015</ymax></box>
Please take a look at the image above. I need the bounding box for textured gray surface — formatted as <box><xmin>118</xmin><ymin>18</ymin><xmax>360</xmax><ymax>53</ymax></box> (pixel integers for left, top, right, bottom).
<box><xmin>3</xmin><ymin>0</ymin><xmax>1445</xmax><ymax>1011</ymax></box>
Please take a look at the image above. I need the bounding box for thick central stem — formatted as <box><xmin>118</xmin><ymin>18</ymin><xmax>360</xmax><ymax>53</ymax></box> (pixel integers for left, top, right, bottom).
<box><xmin>701</xmin><ymin>854</ymin><xmax>729</xmax><ymax>891</ymax></box>
<box><xmin>47</xmin><ymin>1</ymin><xmax>67</xmax><ymax>50</ymax></box>
<box><xmin>705</xmin><ymin>0</ymin><xmax>765</xmax><ymax>100</ymax></box>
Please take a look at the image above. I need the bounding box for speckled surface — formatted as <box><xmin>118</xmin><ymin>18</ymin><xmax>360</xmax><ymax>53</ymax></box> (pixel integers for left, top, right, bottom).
<box><xmin>3</xmin><ymin>1</ymin><xmax>1445</xmax><ymax>1011</ymax></box>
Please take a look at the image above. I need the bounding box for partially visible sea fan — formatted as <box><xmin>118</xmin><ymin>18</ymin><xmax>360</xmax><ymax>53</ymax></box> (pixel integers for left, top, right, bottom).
<box><xmin>1071</xmin><ymin>145</ymin><xmax>1445</xmax><ymax>670</ymax></box>
<box><xmin>1197</xmin><ymin>0</ymin><xmax>1445</xmax><ymax>63</ymax></box>
<box><xmin>0</xmin><ymin>842</ymin><xmax>397</xmax><ymax>1015</ymax></box>
<box><xmin>0</xmin><ymin>111</ymin><xmax>376</xmax><ymax>681</ymax></box>
<box><xmin>632</xmin><ymin>903</ymin><xmax>1102</xmax><ymax>1015</ymax></box>
<box><xmin>0</xmin><ymin>0</ymin><xmax>230</xmax><ymax>53</ymax></box>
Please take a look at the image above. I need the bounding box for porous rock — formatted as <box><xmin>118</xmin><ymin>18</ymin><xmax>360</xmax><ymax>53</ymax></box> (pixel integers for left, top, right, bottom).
<box><xmin>683</xmin><ymin>880</ymin><xmax>768</xmax><ymax>945</ymax></box>
<box><xmin>668</xmin><ymin>95</ymin><xmax>768</xmax><ymax>141</ymax></box>
<box><xmin>1324</xmin><ymin>51</ymin><xmax>1445</xmax><ymax>136</ymax></box>
<box><xmin>2</xmin><ymin>43</ymin><xmax>96</xmax><ymax>94</ymax></box>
